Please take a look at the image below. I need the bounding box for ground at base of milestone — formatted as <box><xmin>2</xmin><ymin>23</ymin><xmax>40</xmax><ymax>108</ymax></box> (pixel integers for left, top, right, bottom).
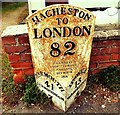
<box><xmin>1</xmin><ymin>3</ymin><xmax>120</xmax><ymax>114</ymax></box>
<box><xmin>2</xmin><ymin>84</ymin><xmax>120</xmax><ymax>114</ymax></box>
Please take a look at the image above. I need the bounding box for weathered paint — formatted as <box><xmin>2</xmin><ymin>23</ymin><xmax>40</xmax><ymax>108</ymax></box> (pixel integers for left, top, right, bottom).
<box><xmin>27</xmin><ymin>4</ymin><xmax>95</xmax><ymax>111</ymax></box>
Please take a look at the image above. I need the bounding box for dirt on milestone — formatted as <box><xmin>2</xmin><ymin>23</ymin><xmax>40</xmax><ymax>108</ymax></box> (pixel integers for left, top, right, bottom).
<box><xmin>1</xmin><ymin>3</ymin><xmax>120</xmax><ymax>114</ymax></box>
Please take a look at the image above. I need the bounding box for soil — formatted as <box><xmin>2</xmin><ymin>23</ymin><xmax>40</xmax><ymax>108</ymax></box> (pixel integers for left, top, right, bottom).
<box><xmin>2</xmin><ymin>85</ymin><xmax>119</xmax><ymax>114</ymax></box>
<box><xmin>1</xmin><ymin>4</ymin><xmax>120</xmax><ymax>114</ymax></box>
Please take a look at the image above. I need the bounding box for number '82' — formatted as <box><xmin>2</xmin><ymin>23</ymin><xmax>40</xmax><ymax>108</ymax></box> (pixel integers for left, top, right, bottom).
<box><xmin>50</xmin><ymin>41</ymin><xmax>75</xmax><ymax>57</ymax></box>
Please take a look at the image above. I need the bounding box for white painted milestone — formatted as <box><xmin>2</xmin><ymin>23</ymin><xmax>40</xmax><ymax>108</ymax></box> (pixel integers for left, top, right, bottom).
<box><xmin>27</xmin><ymin>4</ymin><xmax>95</xmax><ymax>111</ymax></box>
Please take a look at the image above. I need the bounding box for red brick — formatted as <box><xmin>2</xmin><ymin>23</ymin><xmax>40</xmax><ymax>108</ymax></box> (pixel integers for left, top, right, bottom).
<box><xmin>100</xmin><ymin>48</ymin><xmax>110</xmax><ymax>54</ymax></box>
<box><xmin>99</xmin><ymin>62</ymin><xmax>120</xmax><ymax>68</ymax></box>
<box><xmin>13</xmin><ymin>69</ymin><xmax>23</xmax><ymax>74</ymax></box>
<box><xmin>89</xmin><ymin>63</ymin><xmax>97</xmax><ymax>69</ymax></box>
<box><xmin>92</xmin><ymin>41</ymin><xmax>101</xmax><ymax>48</ymax></box>
<box><xmin>23</xmin><ymin>49</ymin><xmax>31</xmax><ymax>53</ymax></box>
<box><xmin>13</xmin><ymin>69</ymin><xmax>34</xmax><ymax>76</ymax></box>
<box><xmin>4</xmin><ymin>45</ymin><xmax>30</xmax><ymax>54</ymax></box>
<box><xmin>91</xmin><ymin>48</ymin><xmax>100</xmax><ymax>55</ymax></box>
<box><xmin>13</xmin><ymin>71</ymin><xmax>26</xmax><ymax>84</ymax></box>
<box><xmin>10</xmin><ymin>62</ymin><xmax>33</xmax><ymax>69</ymax></box>
<box><xmin>111</xmin><ymin>54</ymin><xmax>120</xmax><ymax>60</ymax></box>
<box><xmin>113</xmin><ymin>40</ymin><xmax>120</xmax><ymax>46</ymax></box>
<box><xmin>18</xmin><ymin>34</ymin><xmax>29</xmax><ymax>44</ymax></box>
<box><xmin>109</xmin><ymin>47</ymin><xmax>120</xmax><ymax>54</ymax></box>
<box><xmin>91</xmin><ymin>69</ymin><xmax>100</xmax><ymax>75</ymax></box>
<box><xmin>90</xmin><ymin>55</ymin><xmax>111</xmax><ymax>62</ymax></box>
<box><xmin>2</xmin><ymin>36</ymin><xmax>16</xmax><ymax>45</ymax></box>
<box><xmin>20</xmin><ymin>54</ymin><xmax>32</xmax><ymax>61</ymax></box>
<box><xmin>102</xmin><ymin>40</ymin><xmax>114</xmax><ymax>47</ymax></box>
<box><xmin>9</xmin><ymin>54</ymin><xmax>20</xmax><ymax>63</ymax></box>
<box><xmin>24</xmin><ymin>68</ymin><xmax>34</xmax><ymax>76</ymax></box>
<box><xmin>100</xmin><ymin>47</ymin><xmax>120</xmax><ymax>54</ymax></box>
<box><xmin>92</xmin><ymin>40</ymin><xmax>114</xmax><ymax>48</ymax></box>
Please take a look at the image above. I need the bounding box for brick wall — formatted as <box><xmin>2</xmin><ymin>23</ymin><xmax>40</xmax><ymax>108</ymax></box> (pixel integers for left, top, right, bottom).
<box><xmin>90</xmin><ymin>39</ymin><xmax>120</xmax><ymax>75</ymax></box>
<box><xmin>2</xmin><ymin>26</ymin><xmax>120</xmax><ymax>77</ymax></box>
<box><xmin>2</xmin><ymin>34</ymin><xmax>34</xmax><ymax>76</ymax></box>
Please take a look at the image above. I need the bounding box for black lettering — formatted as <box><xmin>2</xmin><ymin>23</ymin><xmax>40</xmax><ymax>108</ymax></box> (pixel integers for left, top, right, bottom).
<box><xmin>33</xmin><ymin>25</ymin><xmax>92</xmax><ymax>39</ymax></box>
<box><xmin>40</xmin><ymin>71</ymin><xmax>43</xmax><ymax>76</ymax></box>
<box><xmin>50</xmin><ymin>42</ymin><xmax>61</xmax><ymax>57</ymax></box>
<box><xmin>79</xmin><ymin>11</ymin><xmax>85</xmax><ymax>18</ymax></box>
<box><xmin>61</xmin><ymin>89</ymin><xmax>65</xmax><ymax>92</ymax></box>
<box><xmin>59</xmin><ymin>86</ymin><xmax>63</xmax><ymax>89</ymax></box>
<box><xmin>51</xmin><ymin>84</ymin><xmax>54</xmax><ymax>90</ymax></box>
<box><xmin>34</xmin><ymin>28</ymin><xmax>38</xmax><ymax>38</ymax></box>
<box><xmin>33</xmin><ymin>29</ymin><xmax>43</xmax><ymax>39</ymax></box>
<box><xmin>84</xmin><ymin>13</ymin><xmax>91</xmax><ymax>20</ymax></box>
<box><xmin>64</xmin><ymin>41</ymin><xmax>75</xmax><ymax>56</ymax></box>
<box><xmin>75</xmin><ymin>77</ymin><xmax>81</xmax><ymax>88</ymax></box>
<box><xmin>40</xmin><ymin>13</ymin><xmax>46</xmax><ymax>19</ymax></box>
<box><xmin>69</xmin><ymin>81</ymin><xmax>73</xmax><ymax>88</ymax></box>
<box><xmin>63</xmin><ymin>27</ymin><xmax>71</xmax><ymax>37</ymax></box>
<box><xmin>52</xmin><ymin>8</ymin><xmax>56</xmax><ymax>16</ymax></box>
<box><xmin>68</xmin><ymin>8</ymin><xmax>73</xmax><ymax>15</ymax></box>
<box><xmin>56</xmin><ymin>82</ymin><xmax>60</xmax><ymax>86</ymax></box>
<box><xmin>59</xmin><ymin>86</ymin><xmax>65</xmax><ymax>92</ymax></box>
<box><xmin>32</xmin><ymin>16</ymin><xmax>40</xmax><ymax>25</ymax></box>
<box><xmin>67</xmin><ymin>79</ymin><xmax>87</xmax><ymax>100</ymax></box>
<box><xmin>44</xmin><ymin>72</ymin><xmax>48</xmax><ymax>77</ymax></box>
<box><xmin>69</xmin><ymin>68</ymin><xmax>87</xmax><ymax>88</ymax></box>
<box><xmin>56</xmin><ymin>8</ymin><xmax>60</xmax><ymax>15</ymax></box>
<box><xmin>51</xmin><ymin>77</ymin><xmax>55</xmax><ymax>82</ymax></box>
<box><xmin>31</xmin><ymin>7</ymin><xmax>92</xmax><ymax>26</ymax></box>
<box><xmin>52</xmin><ymin>8</ymin><xmax>60</xmax><ymax>16</ymax></box>
<box><xmin>53</xmin><ymin>27</ymin><xmax>62</xmax><ymax>37</ymax></box>
<box><xmin>36</xmin><ymin>72</ymin><xmax>65</xmax><ymax>92</ymax></box>
<box><xmin>73</xmin><ymin>8</ymin><xmax>79</xmax><ymax>16</ymax></box>
<box><xmin>56</xmin><ymin>18</ymin><xmax>62</xmax><ymax>25</ymax></box>
<box><xmin>37</xmin><ymin>83</ymin><xmax>64</xmax><ymax>101</ymax></box>
<box><xmin>82</xmin><ymin>25</ymin><xmax>91</xmax><ymax>36</ymax></box>
<box><xmin>45</xmin><ymin>81</ymin><xmax>50</xmax><ymax>87</ymax></box>
<box><xmin>61</xmin><ymin>7</ymin><xmax>67</xmax><ymax>15</ymax></box>
<box><xmin>76</xmin><ymin>73</ymin><xmax>79</xmax><ymax>77</ymax></box>
<box><xmin>63</xmin><ymin>17</ymin><xmax>68</xmax><ymax>24</ymax></box>
<box><xmin>43</xmin><ymin>28</ymin><xmax>52</xmax><ymax>38</ymax></box>
<box><xmin>73</xmin><ymin>26</ymin><xmax>81</xmax><ymax>36</ymax></box>
<box><xmin>45</xmin><ymin>10</ymin><xmax>52</xmax><ymax>17</ymax></box>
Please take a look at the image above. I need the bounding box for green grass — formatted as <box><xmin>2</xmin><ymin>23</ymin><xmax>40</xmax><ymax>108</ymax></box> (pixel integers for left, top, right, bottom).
<box><xmin>22</xmin><ymin>76</ymin><xmax>50</xmax><ymax>105</ymax></box>
<box><xmin>2</xmin><ymin>52</ymin><xmax>13</xmax><ymax>78</ymax></box>
<box><xmin>2</xmin><ymin>2</ymin><xmax>27</xmax><ymax>13</ymax></box>
<box><xmin>98</xmin><ymin>65</ymin><xmax>120</xmax><ymax>92</ymax></box>
<box><xmin>2</xmin><ymin>50</ymin><xmax>119</xmax><ymax>107</ymax></box>
<box><xmin>2</xmin><ymin>52</ymin><xmax>50</xmax><ymax>106</ymax></box>
<box><xmin>2</xmin><ymin>52</ymin><xmax>14</xmax><ymax>93</ymax></box>
<box><xmin>86</xmin><ymin>65</ymin><xmax>120</xmax><ymax>93</ymax></box>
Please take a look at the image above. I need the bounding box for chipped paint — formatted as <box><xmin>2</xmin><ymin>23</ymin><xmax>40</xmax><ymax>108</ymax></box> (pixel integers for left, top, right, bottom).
<box><xmin>27</xmin><ymin>4</ymin><xmax>95</xmax><ymax>111</ymax></box>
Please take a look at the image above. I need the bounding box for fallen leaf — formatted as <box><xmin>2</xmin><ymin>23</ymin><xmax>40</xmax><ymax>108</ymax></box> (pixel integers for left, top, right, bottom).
<box><xmin>111</xmin><ymin>99</ymin><xmax>118</xmax><ymax>103</ymax></box>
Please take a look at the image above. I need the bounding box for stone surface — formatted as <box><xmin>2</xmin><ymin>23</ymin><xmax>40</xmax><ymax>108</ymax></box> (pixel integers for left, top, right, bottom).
<box><xmin>1</xmin><ymin>25</ymin><xmax>28</xmax><ymax>37</ymax></box>
<box><xmin>1</xmin><ymin>24</ymin><xmax>120</xmax><ymax>40</ymax></box>
<box><xmin>27</xmin><ymin>4</ymin><xmax>95</xmax><ymax>111</ymax></box>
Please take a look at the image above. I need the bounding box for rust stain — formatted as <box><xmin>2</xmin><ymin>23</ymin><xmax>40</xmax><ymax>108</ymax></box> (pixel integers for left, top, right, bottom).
<box><xmin>27</xmin><ymin>4</ymin><xmax>95</xmax><ymax>111</ymax></box>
